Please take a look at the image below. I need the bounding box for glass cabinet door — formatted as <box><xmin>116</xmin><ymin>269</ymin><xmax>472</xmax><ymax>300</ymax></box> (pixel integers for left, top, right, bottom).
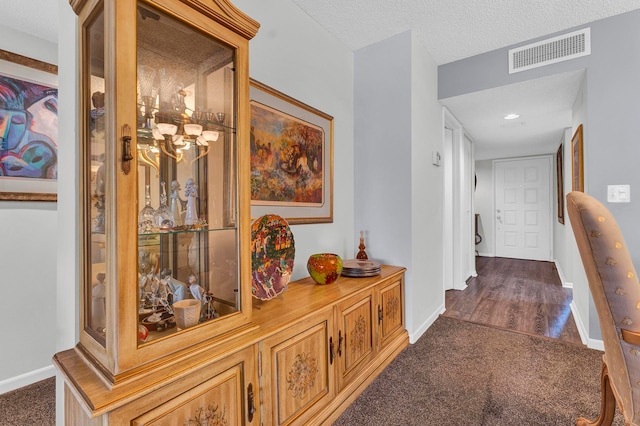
<box><xmin>85</xmin><ymin>7</ymin><xmax>107</xmax><ymax>346</ymax></box>
<box><xmin>135</xmin><ymin>2</ymin><xmax>239</xmax><ymax>345</ymax></box>
<box><xmin>73</xmin><ymin>0</ymin><xmax>256</xmax><ymax>379</ymax></box>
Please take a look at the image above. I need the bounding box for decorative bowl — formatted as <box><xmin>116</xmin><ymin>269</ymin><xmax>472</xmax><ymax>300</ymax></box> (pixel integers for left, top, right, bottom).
<box><xmin>307</xmin><ymin>253</ymin><xmax>343</xmax><ymax>285</ymax></box>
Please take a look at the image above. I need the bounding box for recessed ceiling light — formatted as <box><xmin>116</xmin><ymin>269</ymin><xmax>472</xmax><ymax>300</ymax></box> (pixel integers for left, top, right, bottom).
<box><xmin>504</xmin><ymin>113</ymin><xmax>520</xmax><ymax>120</ymax></box>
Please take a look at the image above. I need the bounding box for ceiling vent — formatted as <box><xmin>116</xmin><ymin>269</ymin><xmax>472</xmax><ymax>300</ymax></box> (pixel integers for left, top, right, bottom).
<box><xmin>509</xmin><ymin>28</ymin><xmax>590</xmax><ymax>74</ymax></box>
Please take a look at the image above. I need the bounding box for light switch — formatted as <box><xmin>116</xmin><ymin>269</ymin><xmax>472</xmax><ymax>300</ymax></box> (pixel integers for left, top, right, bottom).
<box><xmin>607</xmin><ymin>185</ymin><xmax>631</xmax><ymax>203</ymax></box>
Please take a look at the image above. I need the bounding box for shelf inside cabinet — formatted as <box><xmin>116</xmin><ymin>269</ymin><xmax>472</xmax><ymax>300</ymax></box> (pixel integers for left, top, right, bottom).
<box><xmin>138</xmin><ymin>224</ymin><xmax>235</xmax><ymax>238</ymax></box>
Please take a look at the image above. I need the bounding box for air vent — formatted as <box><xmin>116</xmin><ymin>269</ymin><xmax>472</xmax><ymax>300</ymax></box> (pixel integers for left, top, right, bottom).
<box><xmin>509</xmin><ymin>28</ymin><xmax>590</xmax><ymax>74</ymax></box>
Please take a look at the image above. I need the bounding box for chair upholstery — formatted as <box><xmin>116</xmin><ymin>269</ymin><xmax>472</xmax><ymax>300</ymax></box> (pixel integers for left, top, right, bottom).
<box><xmin>567</xmin><ymin>191</ymin><xmax>640</xmax><ymax>425</ymax></box>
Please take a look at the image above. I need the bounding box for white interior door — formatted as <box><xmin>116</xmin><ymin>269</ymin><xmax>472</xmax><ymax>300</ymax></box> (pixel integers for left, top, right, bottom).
<box><xmin>494</xmin><ymin>156</ymin><xmax>552</xmax><ymax>261</ymax></box>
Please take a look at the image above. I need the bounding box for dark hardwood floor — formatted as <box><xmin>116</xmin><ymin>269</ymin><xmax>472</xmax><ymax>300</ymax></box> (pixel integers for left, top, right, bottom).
<box><xmin>443</xmin><ymin>256</ymin><xmax>583</xmax><ymax>345</ymax></box>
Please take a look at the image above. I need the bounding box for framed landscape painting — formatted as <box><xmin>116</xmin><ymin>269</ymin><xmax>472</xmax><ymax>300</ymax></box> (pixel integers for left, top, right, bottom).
<box><xmin>0</xmin><ymin>49</ymin><xmax>58</xmax><ymax>201</ymax></box>
<box><xmin>249</xmin><ymin>79</ymin><xmax>333</xmax><ymax>224</ymax></box>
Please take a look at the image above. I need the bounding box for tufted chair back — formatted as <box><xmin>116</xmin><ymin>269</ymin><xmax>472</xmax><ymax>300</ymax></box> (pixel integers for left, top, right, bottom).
<box><xmin>567</xmin><ymin>191</ymin><xmax>640</xmax><ymax>425</ymax></box>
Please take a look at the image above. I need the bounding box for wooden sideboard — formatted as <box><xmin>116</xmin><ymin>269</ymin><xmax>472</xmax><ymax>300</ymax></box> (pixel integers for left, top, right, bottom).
<box><xmin>55</xmin><ymin>265</ymin><xmax>408</xmax><ymax>425</ymax></box>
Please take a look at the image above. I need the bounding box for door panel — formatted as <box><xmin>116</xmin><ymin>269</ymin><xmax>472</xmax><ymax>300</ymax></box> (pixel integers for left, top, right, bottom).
<box><xmin>379</xmin><ymin>278</ymin><xmax>404</xmax><ymax>347</ymax></box>
<box><xmin>336</xmin><ymin>290</ymin><xmax>375</xmax><ymax>390</ymax></box>
<box><xmin>261</xmin><ymin>311</ymin><xmax>334</xmax><ymax>426</ymax></box>
<box><xmin>494</xmin><ymin>156</ymin><xmax>552</xmax><ymax>261</ymax></box>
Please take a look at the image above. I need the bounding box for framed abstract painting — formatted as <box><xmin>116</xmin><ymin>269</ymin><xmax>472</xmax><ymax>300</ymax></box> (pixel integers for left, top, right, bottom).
<box><xmin>249</xmin><ymin>79</ymin><xmax>333</xmax><ymax>224</ymax></box>
<box><xmin>0</xmin><ymin>49</ymin><xmax>58</xmax><ymax>202</ymax></box>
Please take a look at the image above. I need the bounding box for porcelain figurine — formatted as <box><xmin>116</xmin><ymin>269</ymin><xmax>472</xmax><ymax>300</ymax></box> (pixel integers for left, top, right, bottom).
<box><xmin>184</xmin><ymin>178</ymin><xmax>198</xmax><ymax>225</ymax></box>
<box><xmin>169</xmin><ymin>180</ymin><xmax>184</xmax><ymax>226</ymax></box>
<box><xmin>159</xmin><ymin>268</ymin><xmax>187</xmax><ymax>303</ymax></box>
<box><xmin>92</xmin><ymin>272</ymin><xmax>106</xmax><ymax>333</ymax></box>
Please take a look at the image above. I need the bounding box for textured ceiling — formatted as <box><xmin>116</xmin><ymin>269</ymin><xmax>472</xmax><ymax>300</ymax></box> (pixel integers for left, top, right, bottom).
<box><xmin>0</xmin><ymin>0</ymin><xmax>58</xmax><ymax>42</ymax></box>
<box><xmin>440</xmin><ymin>70</ymin><xmax>585</xmax><ymax>160</ymax></box>
<box><xmin>290</xmin><ymin>0</ymin><xmax>640</xmax><ymax>158</ymax></box>
<box><xmin>291</xmin><ymin>0</ymin><xmax>640</xmax><ymax>65</ymax></box>
<box><xmin>5</xmin><ymin>1</ymin><xmax>640</xmax><ymax>158</ymax></box>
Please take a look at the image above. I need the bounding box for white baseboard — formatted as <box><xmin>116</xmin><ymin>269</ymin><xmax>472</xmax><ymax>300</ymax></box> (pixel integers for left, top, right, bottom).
<box><xmin>477</xmin><ymin>252</ymin><xmax>494</xmax><ymax>257</ymax></box>
<box><xmin>454</xmin><ymin>280</ymin><xmax>468</xmax><ymax>291</ymax></box>
<box><xmin>409</xmin><ymin>304</ymin><xmax>445</xmax><ymax>344</ymax></box>
<box><xmin>587</xmin><ymin>337</ymin><xmax>605</xmax><ymax>351</ymax></box>
<box><xmin>554</xmin><ymin>259</ymin><xmax>573</xmax><ymax>289</ymax></box>
<box><xmin>570</xmin><ymin>301</ymin><xmax>604</xmax><ymax>351</ymax></box>
<box><xmin>0</xmin><ymin>365</ymin><xmax>56</xmax><ymax>395</ymax></box>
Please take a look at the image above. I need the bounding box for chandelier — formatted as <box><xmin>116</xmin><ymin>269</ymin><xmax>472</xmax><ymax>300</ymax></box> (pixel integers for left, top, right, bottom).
<box><xmin>136</xmin><ymin>65</ymin><xmax>225</xmax><ymax>170</ymax></box>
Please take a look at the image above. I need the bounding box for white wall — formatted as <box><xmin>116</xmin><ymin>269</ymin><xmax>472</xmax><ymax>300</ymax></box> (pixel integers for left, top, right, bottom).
<box><xmin>0</xmin><ymin>25</ymin><xmax>59</xmax><ymax>392</ymax></box>
<box><xmin>354</xmin><ymin>31</ymin><xmax>444</xmax><ymax>343</ymax></box>
<box><xmin>234</xmin><ymin>0</ymin><xmax>355</xmax><ymax>280</ymax></box>
<box><xmin>409</xmin><ymin>33</ymin><xmax>445</xmax><ymax>340</ymax></box>
<box><xmin>565</xmin><ymin>78</ymin><xmax>602</xmax><ymax>346</ymax></box>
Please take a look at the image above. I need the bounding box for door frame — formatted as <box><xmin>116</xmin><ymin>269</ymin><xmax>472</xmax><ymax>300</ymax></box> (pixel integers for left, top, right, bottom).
<box><xmin>492</xmin><ymin>155</ymin><xmax>553</xmax><ymax>261</ymax></box>
<box><xmin>443</xmin><ymin>108</ymin><xmax>476</xmax><ymax>291</ymax></box>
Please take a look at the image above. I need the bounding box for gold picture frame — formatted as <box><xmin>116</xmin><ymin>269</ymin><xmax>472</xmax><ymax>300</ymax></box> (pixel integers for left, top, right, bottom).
<box><xmin>249</xmin><ymin>79</ymin><xmax>333</xmax><ymax>224</ymax></box>
<box><xmin>0</xmin><ymin>49</ymin><xmax>58</xmax><ymax>202</ymax></box>
<box><xmin>571</xmin><ymin>124</ymin><xmax>584</xmax><ymax>192</ymax></box>
<box><xmin>556</xmin><ymin>143</ymin><xmax>564</xmax><ymax>224</ymax></box>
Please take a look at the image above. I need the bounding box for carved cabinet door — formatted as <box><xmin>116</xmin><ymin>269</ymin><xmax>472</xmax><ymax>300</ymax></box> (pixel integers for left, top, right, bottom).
<box><xmin>109</xmin><ymin>345</ymin><xmax>259</xmax><ymax>425</ymax></box>
<box><xmin>260</xmin><ymin>308</ymin><xmax>335</xmax><ymax>426</ymax></box>
<box><xmin>334</xmin><ymin>288</ymin><xmax>376</xmax><ymax>390</ymax></box>
<box><xmin>378</xmin><ymin>277</ymin><xmax>405</xmax><ymax>350</ymax></box>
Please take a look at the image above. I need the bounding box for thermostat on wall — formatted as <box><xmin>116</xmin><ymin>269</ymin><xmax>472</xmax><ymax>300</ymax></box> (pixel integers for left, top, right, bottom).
<box><xmin>432</xmin><ymin>151</ymin><xmax>441</xmax><ymax>166</ymax></box>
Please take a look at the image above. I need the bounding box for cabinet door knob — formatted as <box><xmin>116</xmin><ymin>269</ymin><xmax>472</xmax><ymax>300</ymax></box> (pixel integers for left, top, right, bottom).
<box><xmin>337</xmin><ymin>330</ymin><xmax>343</xmax><ymax>356</ymax></box>
<box><xmin>378</xmin><ymin>305</ymin><xmax>384</xmax><ymax>325</ymax></box>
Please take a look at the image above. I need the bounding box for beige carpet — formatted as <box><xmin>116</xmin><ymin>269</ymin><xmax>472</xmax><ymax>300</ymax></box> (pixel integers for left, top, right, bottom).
<box><xmin>334</xmin><ymin>316</ymin><xmax>624</xmax><ymax>425</ymax></box>
<box><xmin>0</xmin><ymin>317</ymin><xmax>624</xmax><ymax>425</ymax></box>
<box><xmin>0</xmin><ymin>376</ymin><xmax>54</xmax><ymax>426</ymax></box>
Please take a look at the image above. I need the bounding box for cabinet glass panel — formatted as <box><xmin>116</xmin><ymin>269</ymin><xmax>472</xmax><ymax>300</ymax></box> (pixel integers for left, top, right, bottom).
<box><xmin>85</xmin><ymin>7</ymin><xmax>107</xmax><ymax>346</ymax></box>
<box><xmin>136</xmin><ymin>2</ymin><xmax>238</xmax><ymax>344</ymax></box>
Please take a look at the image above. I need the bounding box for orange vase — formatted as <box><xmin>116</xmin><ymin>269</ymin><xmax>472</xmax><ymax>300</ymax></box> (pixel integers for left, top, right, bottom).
<box><xmin>307</xmin><ymin>253</ymin><xmax>343</xmax><ymax>285</ymax></box>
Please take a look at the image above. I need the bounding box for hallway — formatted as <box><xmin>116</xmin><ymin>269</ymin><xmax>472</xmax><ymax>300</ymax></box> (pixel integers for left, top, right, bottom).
<box><xmin>443</xmin><ymin>256</ymin><xmax>582</xmax><ymax>345</ymax></box>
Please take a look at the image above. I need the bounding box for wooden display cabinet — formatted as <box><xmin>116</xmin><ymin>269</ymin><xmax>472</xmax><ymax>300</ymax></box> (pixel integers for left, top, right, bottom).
<box><xmin>67</xmin><ymin>0</ymin><xmax>258</xmax><ymax>381</ymax></box>
<box><xmin>54</xmin><ymin>1</ymin><xmax>410</xmax><ymax>424</ymax></box>
<box><xmin>55</xmin><ymin>0</ymin><xmax>260</xmax><ymax>423</ymax></box>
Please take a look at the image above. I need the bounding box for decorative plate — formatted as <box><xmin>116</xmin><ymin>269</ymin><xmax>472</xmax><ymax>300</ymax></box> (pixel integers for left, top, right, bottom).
<box><xmin>251</xmin><ymin>214</ymin><xmax>295</xmax><ymax>300</ymax></box>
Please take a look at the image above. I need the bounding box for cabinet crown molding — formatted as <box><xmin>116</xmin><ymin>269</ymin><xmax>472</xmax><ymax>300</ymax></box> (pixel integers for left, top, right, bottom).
<box><xmin>69</xmin><ymin>0</ymin><xmax>260</xmax><ymax>40</ymax></box>
<box><xmin>180</xmin><ymin>0</ymin><xmax>260</xmax><ymax>39</ymax></box>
